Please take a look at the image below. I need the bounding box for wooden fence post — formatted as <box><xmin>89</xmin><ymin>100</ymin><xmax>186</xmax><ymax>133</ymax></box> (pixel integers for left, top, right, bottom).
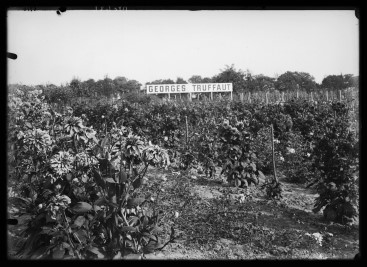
<box><xmin>339</xmin><ymin>90</ymin><xmax>342</xmax><ymax>101</ymax></box>
<box><xmin>266</xmin><ymin>92</ymin><xmax>268</xmax><ymax>104</ymax></box>
<box><xmin>185</xmin><ymin>116</ymin><xmax>189</xmax><ymax>149</ymax></box>
<box><xmin>211</xmin><ymin>92</ymin><xmax>213</xmax><ymax>101</ymax></box>
<box><xmin>296</xmin><ymin>90</ymin><xmax>299</xmax><ymax>99</ymax></box>
<box><xmin>230</xmin><ymin>91</ymin><xmax>233</xmax><ymax>101</ymax></box>
<box><xmin>326</xmin><ymin>91</ymin><xmax>328</xmax><ymax>101</ymax></box>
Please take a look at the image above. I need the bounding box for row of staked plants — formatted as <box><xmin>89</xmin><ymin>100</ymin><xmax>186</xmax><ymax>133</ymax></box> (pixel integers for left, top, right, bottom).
<box><xmin>8</xmin><ymin>88</ymin><xmax>359</xmax><ymax>258</ymax></box>
<box><xmin>67</xmin><ymin>93</ymin><xmax>359</xmax><ymax>225</ymax></box>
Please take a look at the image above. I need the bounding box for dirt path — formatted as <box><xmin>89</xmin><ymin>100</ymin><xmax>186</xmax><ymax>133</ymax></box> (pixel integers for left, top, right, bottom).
<box><xmin>145</xmin><ymin>167</ymin><xmax>359</xmax><ymax>259</ymax></box>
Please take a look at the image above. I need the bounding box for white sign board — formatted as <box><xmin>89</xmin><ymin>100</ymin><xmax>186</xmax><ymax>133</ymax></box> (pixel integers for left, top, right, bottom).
<box><xmin>146</xmin><ymin>83</ymin><xmax>232</xmax><ymax>94</ymax></box>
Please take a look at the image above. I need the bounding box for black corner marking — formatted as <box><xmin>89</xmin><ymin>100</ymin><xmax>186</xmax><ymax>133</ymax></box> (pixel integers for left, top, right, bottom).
<box><xmin>57</xmin><ymin>6</ymin><xmax>67</xmax><ymax>15</ymax></box>
<box><xmin>7</xmin><ymin>52</ymin><xmax>17</xmax><ymax>60</ymax></box>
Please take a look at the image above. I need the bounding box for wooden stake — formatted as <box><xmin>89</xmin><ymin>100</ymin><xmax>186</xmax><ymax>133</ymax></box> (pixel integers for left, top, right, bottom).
<box><xmin>296</xmin><ymin>90</ymin><xmax>299</xmax><ymax>99</ymax></box>
<box><xmin>266</xmin><ymin>92</ymin><xmax>268</xmax><ymax>104</ymax></box>
<box><xmin>230</xmin><ymin>91</ymin><xmax>233</xmax><ymax>101</ymax></box>
<box><xmin>185</xmin><ymin>116</ymin><xmax>189</xmax><ymax>149</ymax></box>
<box><xmin>270</xmin><ymin>124</ymin><xmax>278</xmax><ymax>183</ymax></box>
<box><xmin>211</xmin><ymin>92</ymin><xmax>213</xmax><ymax>100</ymax></box>
<box><xmin>326</xmin><ymin>91</ymin><xmax>328</xmax><ymax>101</ymax></box>
<box><xmin>339</xmin><ymin>90</ymin><xmax>342</xmax><ymax>101</ymax></box>
<box><xmin>282</xmin><ymin>92</ymin><xmax>285</xmax><ymax>102</ymax></box>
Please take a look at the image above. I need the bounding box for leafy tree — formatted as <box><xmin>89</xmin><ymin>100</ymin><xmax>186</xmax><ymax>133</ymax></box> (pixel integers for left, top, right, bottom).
<box><xmin>123</xmin><ymin>79</ymin><xmax>142</xmax><ymax>94</ymax></box>
<box><xmin>252</xmin><ymin>74</ymin><xmax>276</xmax><ymax>92</ymax></box>
<box><xmin>82</xmin><ymin>79</ymin><xmax>97</xmax><ymax>97</ymax></box>
<box><xmin>188</xmin><ymin>75</ymin><xmax>203</xmax><ymax>83</ymax></box>
<box><xmin>321</xmin><ymin>74</ymin><xmax>356</xmax><ymax>90</ymax></box>
<box><xmin>349</xmin><ymin>75</ymin><xmax>359</xmax><ymax>88</ymax></box>
<box><xmin>275</xmin><ymin>71</ymin><xmax>317</xmax><ymax>92</ymax></box>
<box><xmin>212</xmin><ymin>64</ymin><xmax>247</xmax><ymax>93</ymax></box>
<box><xmin>69</xmin><ymin>78</ymin><xmax>85</xmax><ymax>97</ymax></box>
<box><xmin>188</xmin><ymin>75</ymin><xmax>212</xmax><ymax>83</ymax></box>
<box><xmin>112</xmin><ymin>76</ymin><xmax>141</xmax><ymax>95</ymax></box>
<box><xmin>175</xmin><ymin>77</ymin><xmax>188</xmax><ymax>84</ymax></box>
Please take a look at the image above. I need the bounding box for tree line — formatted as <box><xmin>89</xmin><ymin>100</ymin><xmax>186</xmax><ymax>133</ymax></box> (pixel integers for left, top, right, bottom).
<box><xmin>8</xmin><ymin>65</ymin><xmax>358</xmax><ymax>102</ymax></box>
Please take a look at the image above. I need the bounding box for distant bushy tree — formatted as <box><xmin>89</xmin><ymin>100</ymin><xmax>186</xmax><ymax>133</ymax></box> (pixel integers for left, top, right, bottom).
<box><xmin>275</xmin><ymin>71</ymin><xmax>317</xmax><ymax>92</ymax></box>
<box><xmin>321</xmin><ymin>74</ymin><xmax>356</xmax><ymax>90</ymax></box>
<box><xmin>175</xmin><ymin>77</ymin><xmax>188</xmax><ymax>84</ymax></box>
<box><xmin>212</xmin><ymin>64</ymin><xmax>247</xmax><ymax>93</ymax></box>
<box><xmin>252</xmin><ymin>74</ymin><xmax>276</xmax><ymax>92</ymax></box>
<box><xmin>188</xmin><ymin>75</ymin><xmax>213</xmax><ymax>83</ymax></box>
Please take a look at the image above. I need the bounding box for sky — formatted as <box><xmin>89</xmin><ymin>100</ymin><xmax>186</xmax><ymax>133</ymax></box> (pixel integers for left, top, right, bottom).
<box><xmin>7</xmin><ymin>10</ymin><xmax>359</xmax><ymax>86</ymax></box>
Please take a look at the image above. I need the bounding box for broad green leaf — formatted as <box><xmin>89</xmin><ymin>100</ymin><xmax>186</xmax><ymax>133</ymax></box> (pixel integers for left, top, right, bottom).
<box><xmin>73</xmin><ymin>216</ymin><xmax>86</xmax><ymax>227</ymax></box>
<box><xmin>151</xmin><ymin>226</ymin><xmax>163</xmax><ymax>234</ymax></box>
<box><xmin>71</xmin><ymin>202</ymin><xmax>92</xmax><ymax>214</ymax></box>
<box><xmin>257</xmin><ymin>170</ymin><xmax>265</xmax><ymax>180</ymax></box>
<box><xmin>74</xmin><ymin>229</ymin><xmax>88</xmax><ymax>243</ymax></box>
<box><xmin>105</xmin><ymin>177</ymin><xmax>117</xmax><ymax>184</ymax></box>
<box><xmin>87</xmin><ymin>247</ymin><xmax>105</xmax><ymax>259</ymax></box>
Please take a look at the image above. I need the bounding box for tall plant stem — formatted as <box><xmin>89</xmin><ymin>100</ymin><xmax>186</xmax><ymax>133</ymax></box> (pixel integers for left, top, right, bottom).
<box><xmin>270</xmin><ymin>124</ymin><xmax>278</xmax><ymax>183</ymax></box>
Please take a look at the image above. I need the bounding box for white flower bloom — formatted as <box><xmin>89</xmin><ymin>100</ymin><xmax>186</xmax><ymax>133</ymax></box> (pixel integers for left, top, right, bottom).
<box><xmin>287</xmin><ymin>147</ymin><xmax>295</xmax><ymax>154</ymax></box>
<box><xmin>306</xmin><ymin>153</ymin><xmax>311</xmax><ymax>157</ymax></box>
<box><xmin>280</xmin><ymin>156</ymin><xmax>285</xmax><ymax>162</ymax></box>
<box><xmin>274</xmin><ymin>139</ymin><xmax>280</xmax><ymax>144</ymax></box>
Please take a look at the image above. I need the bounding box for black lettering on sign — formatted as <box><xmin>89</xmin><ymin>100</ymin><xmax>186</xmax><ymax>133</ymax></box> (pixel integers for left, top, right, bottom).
<box><xmin>197</xmin><ymin>85</ymin><xmax>201</xmax><ymax>91</ymax></box>
<box><xmin>165</xmin><ymin>86</ymin><xmax>170</xmax><ymax>92</ymax></box>
<box><xmin>148</xmin><ymin>86</ymin><xmax>153</xmax><ymax>93</ymax></box>
<box><xmin>177</xmin><ymin>85</ymin><xmax>180</xmax><ymax>92</ymax></box>
<box><xmin>192</xmin><ymin>85</ymin><xmax>196</xmax><ymax>92</ymax></box>
<box><xmin>208</xmin><ymin>84</ymin><xmax>212</xmax><ymax>91</ymax></box>
<box><xmin>182</xmin><ymin>85</ymin><xmax>186</xmax><ymax>92</ymax></box>
<box><xmin>154</xmin><ymin>86</ymin><xmax>158</xmax><ymax>93</ymax></box>
<box><xmin>160</xmin><ymin>86</ymin><xmax>164</xmax><ymax>92</ymax></box>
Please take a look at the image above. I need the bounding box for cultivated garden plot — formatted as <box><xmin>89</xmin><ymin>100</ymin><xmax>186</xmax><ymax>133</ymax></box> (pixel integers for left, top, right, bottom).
<box><xmin>7</xmin><ymin>87</ymin><xmax>359</xmax><ymax>259</ymax></box>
